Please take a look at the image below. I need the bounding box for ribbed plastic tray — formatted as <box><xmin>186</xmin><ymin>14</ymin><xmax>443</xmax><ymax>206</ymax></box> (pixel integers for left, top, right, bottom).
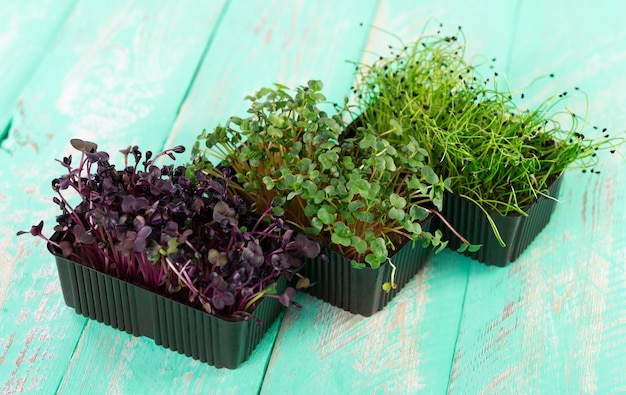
<box><xmin>54</xmin><ymin>254</ymin><xmax>284</xmax><ymax>369</ymax></box>
<box><xmin>436</xmin><ymin>176</ymin><xmax>563</xmax><ymax>266</ymax></box>
<box><xmin>299</xmin><ymin>218</ymin><xmax>433</xmax><ymax>316</ymax></box>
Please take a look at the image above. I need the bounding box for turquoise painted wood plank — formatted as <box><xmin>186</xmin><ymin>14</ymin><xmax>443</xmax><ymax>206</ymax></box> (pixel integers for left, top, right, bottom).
<box><xmin>0</xmin><ymin>0</ymin><xmax>76</xmax><ymax>149</ymax></box>
<box><xmin>261</xmin><ymin>256</ymin><xmax>470</xmax><ymax>395</ymax></box>
<box><xmin>0</xmin><ymin>0</ymin><xmax>224</xmax><ymax>159</ymax></box>
<box><xmin>165</xmin><ymin>0</ymin><xmax>379</xmax><ymax>151</ymax></box>
<box><xmin>261</xmin><ymin>1</ymin><xmax>521</xmax><ymax>393</ymax></box>
<box><xmin>0</xmin><ymin>1</ymin><xmax>227</xmax><ymax>393</ymax></box>
<box><xmin>57</xmin><ymin>313</ymin><xmax>286</xmax><ymax>394</ymax></box>
<box><xmin>356</xmin><ymin>0</ymin><xmax>519</xmax><ymax>75</ymax></box>
<box><xmin>449</xmin><ymin>0</ymin><xmax>626</xmax><ymax>393</ymax></box>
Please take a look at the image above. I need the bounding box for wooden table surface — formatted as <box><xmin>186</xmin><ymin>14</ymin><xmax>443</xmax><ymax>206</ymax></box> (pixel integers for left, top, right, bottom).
<box><xmin>1</xmin><ymin>1</ymin><xmax>625</xmax><ymax>394</ymax></box>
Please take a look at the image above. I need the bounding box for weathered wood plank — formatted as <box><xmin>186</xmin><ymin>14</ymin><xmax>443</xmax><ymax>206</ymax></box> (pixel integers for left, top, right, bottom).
<box><xmin>449</xmin><ymin>0</ymin><xmax>626</xmax><ymax>393</ymax></box>
<box><xmin>57</xmin><ymin>0</ymin><xmax>380</xmax><ymax>393</ymax></box>
<box><xmin>57</xmin><ymin>314</ymin><xmax>286</xmax><ymax>394</ymax></box>
<box><xmin>0</xmin><ymin>0</ymin><xmax>76</xmax><ymax>150</ymax></box>
<box><xmin>261</xmin><ymin>256</ymin><xmax>470</xmax><ymax>394</ymax></box>
<box><xmin>260</xmin><ymin>1</ymin><xmax>521</xmax><ymax>393</ymax></box>
<box><xmin>165</xmin><ymin>0</ymin><xmax>378</xmax><ymax>150</ymax></box>
<box><xmin>0</xmin><ymin>1</ymin><xmax>226</xmax><ymax>393</ymax></box>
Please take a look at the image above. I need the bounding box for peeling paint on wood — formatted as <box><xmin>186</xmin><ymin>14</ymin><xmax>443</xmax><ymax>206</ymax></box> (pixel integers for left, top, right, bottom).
<box><xmin>1</xmin><ymin>0</ymin><xmax>626</xmax><ymax>393</ymax></box>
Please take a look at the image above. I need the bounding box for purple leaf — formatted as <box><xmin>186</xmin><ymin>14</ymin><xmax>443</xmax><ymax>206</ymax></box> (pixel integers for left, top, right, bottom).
<box><xmin>59</xmin><ymin>241</ymin><xmax>73</xmax><ymax>257</ymax></box>
<box><xmin>70</xmin><ymin>138</ymin><xmax>98</xmax><ymax>152</ymax></box>
<box><xmin>213</xmin><ymin>201</ymin><xmax>236</xmax><ymax>224</ymax></box>
<box><xmin>278</xmin><ymin>287</ymin><xmax>297</xmax><ymax>308</ymax></box>
<box><xmin>133</xmin><ymin>226</ymin><xmax>152</xmax><ymax>252</ymax></box>
<box><xmin>295</xmin><ymin>233</ymin><xmax>321</xmax><ymax>258</ymax></box>
<box><xmin>72</xmin><ymin>224</ymin><xmax>95</xmax><ymax>244</ymax></box>
<box><xmin>121</xmin><ymin>195</ymin><xmax>149</xmax><ymax>214</ymax></box>
<box><xmin>85</xmin><ymin>151</ymin><xmax>110</xmax><ymax>163</ymax></box>
<box><xmin>242</xmin><ymin>240</ymin><xmax>264</xmax><ymax>267</ymax></box>
<box><xmin>16</xmin><ymin>221</ymin><xmax>44</xmax><ymax>237</ymax></box>
<box><xmin>212</xmin><ymin>288</ymin><xmax>235</xmax><ymax>310</ymax></box>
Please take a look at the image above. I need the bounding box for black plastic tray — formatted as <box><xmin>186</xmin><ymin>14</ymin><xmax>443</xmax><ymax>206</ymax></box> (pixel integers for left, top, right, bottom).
<box><xmin>300</xmin><ymin>218</ymin><xmax>433</xmax><ymax>316</ymax></box>
<box><xmin>436</xmin><ymin>176</ymin><xmax>563</xmax><ymax>266</ymax></box>
<box><xmin>54</xmin><ymin>254</ymin><xmax>284</xmax><ymax>369</ymax></box>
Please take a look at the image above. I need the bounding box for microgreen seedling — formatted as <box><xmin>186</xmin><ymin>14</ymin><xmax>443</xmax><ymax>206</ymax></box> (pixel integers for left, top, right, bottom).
<box><xmin>18</xmin><ymin>139</ymin><xmax>321</xmax><ymax>320</ymax></box>
<box><xmin>192</xmin><ymin>81</ymin><xmax>476</xmax><ymax>269</ymax></box>
<box><xmin>350</xmin><ymin>25</ymin><xmax>625</xmax><ymax>244</ymax></box>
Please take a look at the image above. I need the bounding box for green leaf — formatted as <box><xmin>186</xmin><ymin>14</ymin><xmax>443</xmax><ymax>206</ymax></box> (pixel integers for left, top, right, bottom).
<box><xmin>324</xmin><ymin>185</ymin><xmax>337</xmax><ymax>196</ymax></box>
<box><xmin>317</xmin><ymin>206</ymin><xmax>336</xmax><ymax>225</ymax></box>
<box><xmin>312</xmin><ymin>92</ymin><xmax>326</xmax><ymax>102</ymax></box>
<box><xmin>342</xmin><ymin>156</ymin><xmax>355</xmax><ymax>170</ymax></box>
<box><xmin>309</xmin><ymin>169</ymin><xmax>320</xmax><ymax>180</ymax></box>
<box><xmin>302</xmin><ymin>180</ymin><xmax>317</xmax><ymax>194</ymax></box>
<box><xmin>421</xmin><ymin>165</ymin><xmax>439</xmax><ymax>184</ymax></box>
<box><xmin>365</xmin><ymin>254</ymin><xmax>382</xmax><ymax>269</ymax></box>
<box><xmin>339</xmin><ymin>209</ymin><xmax>355</xmax><ymax>225</ymax></box>
<box><xmin>309</xmin><ymin>217</ymin><xmax>323</xmax><ymax>234</ymax></box>
<box><xmin>389</xmin><ymin>207</ymin><xmax>406</xmax><ymax>221</ymax></box>
<box><xmin>262</xmin><ymin>176</ymin><xmax>275</xmax><ymax>190</ymax></box>
<box><xmin>389</xmin><ymin>193</ymin><xmax>406</xmax><ymax>209</ymax></box>
<box><xmin>350</xmin><ymin>236</ymin><xmax>367</xmax><ymax>254</ymax></box>
<box><xmin>382</xmin><ymin>282</ymin><xmax>392</xmax><ymax>292</ymax></box>
<box><xmin>313</xmin><ymin>190</ymin><xmax>325</xmax><ymax>204</ymax></box>
<box><xmin>304</xmin><ymin>204</ymin><xmax>319</xmax><ymax>217</ymax></box>
<box><xmin>267</xmin><ymin>125</ymin><xmax>283</xmax><ymax>138</ymax></box>
<box><xmin>389</xmin><ymin>119</ymin><xmax>403</xmax><ymax>135</ymax></box>
<box><xmin>403</xmin><ymin>220</ymin><xmax>421</xmax><ymax>234</ymax></box>
<box><xmin>457</xmin><ymin>243</ymin><xmax>469</xmax><ymax>253</ymax></box>
<box><xmin>268</xmin><ymin>113</ymin><xmax>285</xmax><ymax>127</ymax></box>
<box><xmin>468</xmin><ymin>244</ymin><xmax>482</xmax><ymax>252</ymax></box>
<box><xmin>375</xmin><ymin>156</ymin><xmax>386</xmax><ymax>171</ymax></box>
<box><xmin>432</xmin><ymin>229</ymin><xmax>442</xmax><ymax>246</ymax></box>
<box><xmin>384</xmin><ymin>156</ymin><xmax>396</xmax><ymax>171</ymax></box>
<box><xmin>308</xmin><ymin>80</ymin><xmax>323</xmax><ymax>91</ymax></box>
<box><xmin>435</xmin><ymin>240</ymin><xmax>448</xmax><ymax>254</ymax></box>
<box><xmin>333</xmin><ymin>221</ymin><xmax>349</xmax><ymax>236</ymax></box>
<box><xmin>353</xmin><ymin>179</ymin><xmax>370</xmax><ymax>193</ymax></box>
<box><xmin>348</xmin><ymin>200</ymin><xmax>365</xmax><ymax>211</ymax></box>
<box><xmin>370</xmin><ymin>237</ymin><xmax>387</xmax><ymax>257</ymax></box>
<box><xmin>331</xmin><ymin>232</ymin><xmax>352</xmax><ymax>247</ymax></box>
<box><xmin>409</xmin><ymin>205</ymin><xmax>429</xmax><ymax>221</ymax></box>
<box><xmin>433</xmin><ymin>194</ymin><xmax>443</xmax><ymax>211</ymax></box>
<box><xmin>351</xmin><ymin>260</ymin><xmax>366</xmax><ymax>269</ymax></box>
<box><xmin>272</xmin><ymin>206</ymin><xmax>285</xmax><ymax>216</ymax></box>
<box><xmin>355</xmin><ymin>211</ymin><xmax>375</xmax><ymax>223</ymax></box>
<box><xmin>166</xmin><ymin>237</ymin><xmax>179</xmax><ymax>255</ymax></box>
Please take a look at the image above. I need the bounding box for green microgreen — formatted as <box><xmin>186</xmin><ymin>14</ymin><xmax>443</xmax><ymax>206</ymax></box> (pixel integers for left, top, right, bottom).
<box><xmin>192</xmin><ymin>81</ymin><xmax>475</xmax><ymax>269</ymax></box>
<box><xmin>350</xmin><ymin>25</ymin><xmax>625</xmax><ymax>224</ymax></box>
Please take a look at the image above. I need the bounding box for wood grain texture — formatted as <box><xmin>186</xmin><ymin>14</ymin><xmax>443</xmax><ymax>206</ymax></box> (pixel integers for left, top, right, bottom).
<box><xmin>0</xmin><ymin>1</ymin><xmax>226</xmax><ymax>393</ymax></box>
<box><xmin>261</xmin><ymin>256</ymin><xmax>470</xmax><ymax>395</ymax></box>
<box><xmin>1</xmin><ymin>0</ymin><xmax>625</xmax><ymax>393</ymax></box>
<box><xmin>0</xmin><ymin>0</ymin><xmax>76</xmax><ymax>306</ymax></box>
<box><xmin>165</xmin><ymin>0</ymin><xmax>378</xmax><ymax>151</ymax></box>
<box><xmin>57</xmin><ymin>313</ymin><xmax>286</xmax><ymax>394</ymax></box>
<box><xmin>449</xmin><ymin>1</ymin><xmax>626</xmax><ymax>393</ymax></box>
<box><xmin>0</xmin><ymin>0</ymin><xmax>76</xmax><ymax>151</ymax></box>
